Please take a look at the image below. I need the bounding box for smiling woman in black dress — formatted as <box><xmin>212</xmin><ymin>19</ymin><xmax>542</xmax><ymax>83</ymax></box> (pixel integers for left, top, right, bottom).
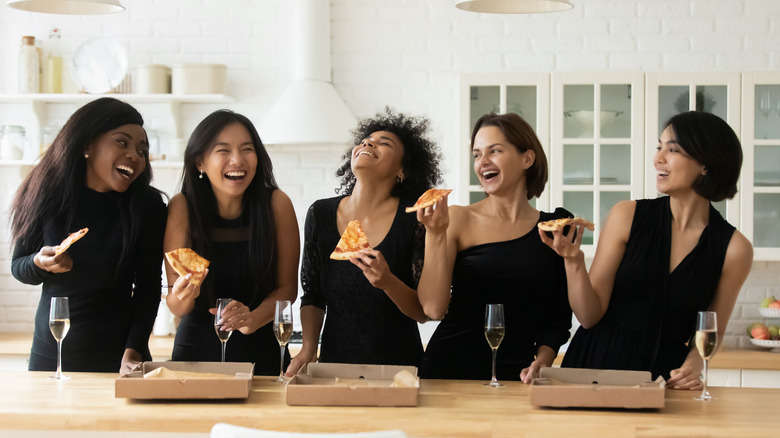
<box><xmin>10</xmin><ymin>98</ymin><xmax>167</xmax><ymax>374</ymax></box>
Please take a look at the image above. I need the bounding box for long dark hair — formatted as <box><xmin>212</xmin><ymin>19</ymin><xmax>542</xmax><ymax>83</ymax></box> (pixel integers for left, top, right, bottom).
<box><xmin>10</xmin><ymin>97</ymin><xmax>159</xmax><ymax>265</ymax></box>
<box><xmin>181</xmin><ymin>110</ymin><xmax>279</xmax><ymax>306</ymax></box>
<box><xmin>336</xmin><ymin>107</ymin><xmax>443</xmax><ymax>198</ymax></box>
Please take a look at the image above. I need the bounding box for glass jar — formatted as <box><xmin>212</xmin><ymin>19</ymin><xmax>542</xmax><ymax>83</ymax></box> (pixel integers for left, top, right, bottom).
<box><xmin>0</xmin><ymin>125</ymin><xmax>26</xmax><ymax>160</ymax></box>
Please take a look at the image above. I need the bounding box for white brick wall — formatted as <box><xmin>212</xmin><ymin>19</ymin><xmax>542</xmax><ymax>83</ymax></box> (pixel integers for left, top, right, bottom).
<box><xmin>1</xmin><ymin>0</ymin><xmax>779</xmax><ymax>348</ymax></box>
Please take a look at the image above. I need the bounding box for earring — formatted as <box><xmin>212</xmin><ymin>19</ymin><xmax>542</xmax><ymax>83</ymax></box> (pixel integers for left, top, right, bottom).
<box><xmin>397</xmin><ymin>171</ymin><xmax>404</xmax><ymax>184</ymax></box>
<box><xmin>199</xmin><ymin>169</ymin><xmax>204</xmax><ymax>179</ymax></box>
<box><xmin>84</xmin><ymin>153</ymin><xmax>89</xmax><ymax>159</ymax></box>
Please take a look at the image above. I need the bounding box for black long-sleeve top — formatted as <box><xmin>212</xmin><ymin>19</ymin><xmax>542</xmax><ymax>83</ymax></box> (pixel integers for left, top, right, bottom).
<box><xmin>11</xmin><ymin>186</ymin><xmax>167</xmax><ymax>372</ymax></box>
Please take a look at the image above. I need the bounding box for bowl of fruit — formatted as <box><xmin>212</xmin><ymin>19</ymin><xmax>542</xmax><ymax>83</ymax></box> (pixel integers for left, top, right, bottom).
<box><xmin>747</xmin><ymin>322</ymin><xmax>780</xmax><ymax>352</ymax></box>
<box><xmin>759</xmin><ymin>296</ymin><xmax>780</xmax><ymax>318</ymax></box>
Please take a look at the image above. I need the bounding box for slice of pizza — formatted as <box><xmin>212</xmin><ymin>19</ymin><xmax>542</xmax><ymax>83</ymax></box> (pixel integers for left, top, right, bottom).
<box><xmin>164</xmin><ymin>248</ymin><xmax>210</xmax><ymax>286</ymax></box>
<box><xmin>329</xmin><ymin>220</ymin><xmax>372</xmax><ymax>261</ymax></box>
<box><xmin>405</xmin><ymin>188</ymin><xmax>453</xmax><ymax>213</ymax></box>
<box><xmin>54</xmin><ymin>228</ymin><xmax>89</xmax><ymax>255</ymax></box>
<box><xmin>537</xmin><ymin>217</ymin><xmax>595</xmax><ymax>232</ymax></box>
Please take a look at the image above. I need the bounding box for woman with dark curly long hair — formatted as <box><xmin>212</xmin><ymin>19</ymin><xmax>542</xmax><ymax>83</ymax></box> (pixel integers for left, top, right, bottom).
<box><xmin>285</xmin><ymin>107</ymin><xmax>443</xmax><ymax>375</ymax></box>
<box><xmin>10</xmin><ymin>97</ymin><xmax>167</xmax><ymax>374</ymax></box>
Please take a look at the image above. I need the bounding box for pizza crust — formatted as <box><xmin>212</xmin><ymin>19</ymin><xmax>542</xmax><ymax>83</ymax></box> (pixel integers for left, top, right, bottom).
<box><xmin>54</xmin><ymin>228</ymin><xmax>89</xmax><ymax>255</ymax></box>
<box><xmin>537</xmin><ymin>217</ymin><xmax>595</xmax><ymax>232</ymax></box>
<box><xmin>405</xmin><ymin>188</ymin><xmax>452</xmax><ymax>213</ymax></box>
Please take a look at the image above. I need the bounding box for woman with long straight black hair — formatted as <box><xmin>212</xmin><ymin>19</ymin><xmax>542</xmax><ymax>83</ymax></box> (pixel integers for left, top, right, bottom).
<box><xmin>11</xmin><ymin>97</ymin><xmax>167</xmax><ymax>374</ymax></box>
<box><xmin>164</xmin><ymin>110</ymin><xmax>299</xmax><ymax>375</ymax></box>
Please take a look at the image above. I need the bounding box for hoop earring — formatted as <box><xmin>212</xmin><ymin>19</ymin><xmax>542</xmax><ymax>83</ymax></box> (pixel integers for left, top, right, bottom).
<box><xmin>199</xmin><ymin>169</ymin><xmax>204</xmax><ymax>179</ymax></box>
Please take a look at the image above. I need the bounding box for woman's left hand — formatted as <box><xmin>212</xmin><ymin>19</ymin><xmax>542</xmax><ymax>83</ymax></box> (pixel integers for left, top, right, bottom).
<box><xmin>209</xmin><ymin>300</ymin><xmax>255</xmax><ymax>335</ymax></box>
<box><xmin>666</xmin><ymin>364</ymin><xmax>704</xmax><ymax>390</ymax></box>
<box><xmin>520</xmin><ymin>360</ymin><xmax>544</xmax><ymax>384</ymax></box>
<box><xmin>351</xmin><ymin>249</ymin><xmax>394</xmax><ymax>290</ymax></box>
<box><xmin>119</xmin><ymin>348</ymin><xmax>143</xmax><ymax>376</ymax></box>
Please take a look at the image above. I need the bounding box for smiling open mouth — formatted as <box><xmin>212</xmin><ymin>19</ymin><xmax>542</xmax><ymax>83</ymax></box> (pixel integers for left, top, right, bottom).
<box><xmin>116</xmin><ymin>165</ymin><xmax>135</xmax><ymax>178</ymax></box>
<box><xmin>225</xmin><ymin>171</ymin><xmax>246</xmax><ymax>181</ymax></box>
<box><xmin>482</xmin><ymin>170</ymin><xmax>499</xmax><ymax>180</ymax></box>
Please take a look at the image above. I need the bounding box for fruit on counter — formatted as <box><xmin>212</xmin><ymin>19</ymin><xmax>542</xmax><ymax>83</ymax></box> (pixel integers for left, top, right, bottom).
<box><xmin>769</xmin><ymin>325</ymin><xmax>780</xmax><ymax>338</ymax></box>
<box><xmin>747</xmin><ymin>322</ymin><xmax>764</xmax><ymax>336</ymax></box>
<box><xmin>760</xmin><ymin>296</ymin><xmax>777</xmax><ymax>308</ymax></box>
<box><xmin>751</xmin><ymin>325</ymin><xmax>770</xmax><ymax>340</ymax></box>
<box><xmin>769</xmin><ymin>301</ymin><xmax>780</xmax><ymax>309</ymax></box>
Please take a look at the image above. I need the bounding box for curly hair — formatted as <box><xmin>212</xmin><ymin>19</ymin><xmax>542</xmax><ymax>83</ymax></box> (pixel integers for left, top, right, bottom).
<box><xmin>335</xmin><ymin>107</ymin><xmax>443</xmax><ymax>198</ymax></box>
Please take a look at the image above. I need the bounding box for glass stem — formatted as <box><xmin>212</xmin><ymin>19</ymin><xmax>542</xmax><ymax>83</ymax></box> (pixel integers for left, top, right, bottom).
<box><xmin>56</xmin><ymin>340</ymin><xmax>63</xmax><ymax>378</ymax></box>
<box><xmin>701</xmin><ymin>359</ymin><xmax>709</xmax><ymax>398</ymax></box>
<box><xmin>491</xmin><ymin>348</ymin><xmax>498</xmax><ymax>383</ymax></box>
<box><xmin>221</xmin><ymin>342</ymin><xmax>226</xmax><ymax>362</ymax></box>
<box><xmin>279</xmin><ymin>345</ymin><xmax>285</xmax><ymax>379</ymax></box>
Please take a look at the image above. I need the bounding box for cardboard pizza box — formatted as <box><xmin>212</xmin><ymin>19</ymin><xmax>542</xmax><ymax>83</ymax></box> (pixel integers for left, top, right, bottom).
<box><xmin>529</xmin><ymin>367</ymin><xmax>665</xmax><ymax>409</ymax></box>
<box><xmin>286</xmin><ymin>363</ymin><xmax>419</xmax><ymax>407</ymax></box>
<box><xmin>115</xmin><ymin>361</ymin><xmax>254</xmax><ymax>399</ymax></box>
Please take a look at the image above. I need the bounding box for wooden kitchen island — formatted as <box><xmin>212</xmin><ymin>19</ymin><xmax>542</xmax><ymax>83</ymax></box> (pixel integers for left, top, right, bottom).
<box><xmin>2</xmin><ymin>371</ymin><xmax>779</xmax><ymax>438</ymax></box>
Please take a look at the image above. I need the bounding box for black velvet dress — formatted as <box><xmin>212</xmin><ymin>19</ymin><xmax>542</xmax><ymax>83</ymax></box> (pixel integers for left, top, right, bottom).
<box><xmin>419</xmin><ymin>208</ymin><xmax>573</xmax><ymax>381</ymax></box>
<box><xmin>300</xmin><ymin>195</ymin><xmax>424</xmax><ymax>367</ymax></box>
<box><xmin>171</xmin><ymin>212</ymin><xmax>290</xmax><ymax>375</ymax></box>
<box><xmin>12</xmin><ymin>186</ymin><xmax>167</xmax><ymax>372</ymax></box>
<box><xmin>561</xmin><ymin>197</ymin><xmax>735</xmax><ymax>379</ymax></box>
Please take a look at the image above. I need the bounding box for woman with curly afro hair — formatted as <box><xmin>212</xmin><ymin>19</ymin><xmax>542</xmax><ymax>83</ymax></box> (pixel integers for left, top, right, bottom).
<box><xmin>286</xmin><ymin>107</ymin><xmax>443</xmax><ymax>375</ymax></box>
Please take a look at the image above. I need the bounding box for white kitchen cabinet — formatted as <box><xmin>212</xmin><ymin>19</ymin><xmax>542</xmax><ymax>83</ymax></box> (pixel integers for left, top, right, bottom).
<box><xmin>550</xmin><ymin>72</ymin><xmax>645</xmax><ymax>255</ymax></box>
<box><xmin>740</xmin><ymin>73</ymin><xmax>780</xmax><ymax>260</ymax></box>
<box><xmin>459</xmin><ymin>72</ymin><xmax>780</xmax><ymax>260</ymax></box>
<box><xmin>459</xmin><ymin>73</ymin><xmax>551</xmax><ymax>210</ymax></box>
<box><xmin>0</xmin><ymin>93</ymin><xmax>234</xmax><ymax>165</ymax></box>
<box><xmin>708</xmin><ymin>368</ymin><xmax>742</xmax><ymax>388</ymax></box>
<box><xmin>742</xmin><ymin>369</ymin><xmax>780</xmax><ymax>388</ymax></box>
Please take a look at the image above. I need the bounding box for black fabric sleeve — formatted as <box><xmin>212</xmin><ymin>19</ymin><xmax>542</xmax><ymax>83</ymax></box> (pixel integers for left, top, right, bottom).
<box><xmin>11</xmin><ymin>232</ymin><xmax>54</xmax><ymax>286</ymax></box>
<box><xmin>300</xmin><ymin>202</ymin><xmax>326</xmax><ymax>310</ymax></box>
<box><xmin>125</xmin><ymin>191</ymin><xmax>167</xmax><ymax>355</ymax></box>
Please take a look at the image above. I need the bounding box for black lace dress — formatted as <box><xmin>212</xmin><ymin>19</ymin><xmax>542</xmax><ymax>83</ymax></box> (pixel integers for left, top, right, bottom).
<box><xmin>419</xmin><ymin>208</ymin><xmax>573</xmax><ymax>381</ymax></box>
<box><xmin>561</xmin><ymin>197</ymin><xmax>735</xmax><ymax>379</ymax></box>
<box><xmin>300</xmin><ymin>195</ymin><xmax>424</xmax><ymax>367</ymax></box>
<box><xmin>172</xmin><ymin>212</ymin><xmax>289</xmax><ymax>375</ymax></box>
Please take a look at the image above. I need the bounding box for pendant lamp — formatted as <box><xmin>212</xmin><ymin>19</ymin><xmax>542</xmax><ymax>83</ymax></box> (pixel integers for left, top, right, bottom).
<box><xmin>456</xmin><ymin>0</ymin><xmax>573</xmax><ymax>14</ymax></box>
<box><xmin>6</xmin><ymin>0</ymin><xmax>125</xmax><ymax>14</ymax></box>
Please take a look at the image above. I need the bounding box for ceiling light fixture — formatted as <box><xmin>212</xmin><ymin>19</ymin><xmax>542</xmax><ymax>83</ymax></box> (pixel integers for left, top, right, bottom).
<box><xmin>6</xmin><ymin>0</ymin><xmax>125</xmax><ymax>15</ymax></box>
<box><xmin>455</xmin><ymin>0</ymin><xmax>573</xmax><ymax>14</ymax></box>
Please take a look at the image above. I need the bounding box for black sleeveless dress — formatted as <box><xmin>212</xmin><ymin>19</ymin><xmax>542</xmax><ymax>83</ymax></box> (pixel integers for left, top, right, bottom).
<box><xmin>561</xmin><ymin>197</ymin><xmax>735</xmax><ymax>379</ymax></box>
<box><xmin>172</xmin><ymin>213</ymin><xmax>289</xmax><ymax>375</ymax></box>
<box><xmin>299</xmin><ymin>195</ymin><xmax>424</xmax><ymax>367</ymax></box>
<box><xmin>419</xmin><ymin>208</ymin><xmax>573</xmax><ymax>381</ymax></box>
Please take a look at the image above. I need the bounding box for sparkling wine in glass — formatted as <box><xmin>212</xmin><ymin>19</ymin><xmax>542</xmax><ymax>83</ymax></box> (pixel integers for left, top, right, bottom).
<box><xmin>694</xmin><ymin>311</ymin><xmax>718</xmax><ymax>401</ymax></box>
<box><xmin>48</xmin><ymin>297</ymin><xmax>70</xmax><ymax>380</ymax></box>
<box><xmin>273</xmin><ymin>300</ymin><xmax>293</xmax><ymax>383</ymax></box>
<box><xmin>484</xmin><ymin>303</ymin><xmax>505</xmax><ymax>387</ymax></box>
<box><xmin>214</xmin><ymin>298</ymin><xmax>233</xmax><ymax>362</ymax></box>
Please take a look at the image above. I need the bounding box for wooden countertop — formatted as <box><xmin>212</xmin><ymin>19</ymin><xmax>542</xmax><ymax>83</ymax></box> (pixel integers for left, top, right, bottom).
<box><xmin>3</xmin><ymin>332</ymin><xmax>779</xmax><ymax>370</ymax></box>
<box><xmin>1</xmin><ymin>371</ymin><xmax>779</xmax><ymax>437</ymax></box>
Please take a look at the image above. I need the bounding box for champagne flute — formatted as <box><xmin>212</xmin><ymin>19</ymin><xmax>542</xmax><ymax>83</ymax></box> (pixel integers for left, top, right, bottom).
<box><xmin>273</xmin><ymin>300</ymin><xmax>293</xmax><ymax>383</ymax></box>
<box><xmin>758</xmin><ymin>88</ymin><xmax>775</xmax><ymax>139</ymax></box>
<box><xmin>694</xmin><ymin>311</ymin><xmax>718</xmax><ymax>401</ymax></box>
<box><xmin>48</xmin><ymin>297</ymin><xmax>70</xmax><ymax>380</ymax></box>
<box><xmin>484</xmin><ymin>303</ymin><xmax>505</xmax><ymax>387</ymax></box>
<box><xmin>214</xmin><ymin>298</ymin><xmax>233</xmax><ymax>362</ymax></box>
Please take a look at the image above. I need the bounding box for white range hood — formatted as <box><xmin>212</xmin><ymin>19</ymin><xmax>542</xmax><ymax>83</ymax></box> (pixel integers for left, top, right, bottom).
<box><xmin>261</xmin><ymin>0</ymin><xmax>356</xmax><ymax>145</ymax></box>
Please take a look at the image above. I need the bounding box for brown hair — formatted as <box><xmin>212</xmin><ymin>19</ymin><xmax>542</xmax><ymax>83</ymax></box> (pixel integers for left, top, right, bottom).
<box><xmin>470</xmin><ymin>112</ymin><xmax>548</xmax><ymax>200</ymax></box>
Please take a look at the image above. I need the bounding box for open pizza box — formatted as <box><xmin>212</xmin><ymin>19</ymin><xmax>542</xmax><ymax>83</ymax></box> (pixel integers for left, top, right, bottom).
<box><xmin>286</xmin><ymin>363</ymin><xmax>419</xmax><ymax>407</ymax></box>
<box><xmin>115</xmin><ymin>361</ymin><xmax>254</xmax><ymax>400</ymax></box>
<box><xmin>529</xmin><ymin>367</ymin><xmax>666</xmax><ymax>409</ymax></box>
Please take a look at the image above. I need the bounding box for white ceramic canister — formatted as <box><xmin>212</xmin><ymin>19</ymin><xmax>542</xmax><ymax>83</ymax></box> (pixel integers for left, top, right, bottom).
<box><xmin>171</xmin><ymin>64</ymin><xmax>227</xmax><ymax>95</ymax></box>
<box><xmin>0</xmin><ymin>125</ymin><xmax>26</xmax><ymax>160</ymax></box>
<box><xmin>133</xmin><ymin>64</ymin><xmax>171</xmax><ymax>94</ymax></box>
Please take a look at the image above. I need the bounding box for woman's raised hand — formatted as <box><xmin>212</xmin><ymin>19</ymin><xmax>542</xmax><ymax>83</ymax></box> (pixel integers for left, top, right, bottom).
<box><xmin>416</xmin><ymin>195</ymin><xmax>449</xmax><ymax>235</ymax></box>
<box><xmin>208</xmin><ymin>299</ymin><xmax>255</xmax><ymax>335</ymax></box>
<box><xmin>538</xmin><ymin>224</ymin><xmax>586</xmax><ymax>259</ymax></box>
<box><xmin>34</xmin><ymin>246</ymin><xmax>73</xmax><ymax>273</ymax></box>
<box><xmin>350</xmin><ymin>249</ymin><xmax>395</xmax><ymax>290</ymax></box>
<box><xmin>171</xmin><ymin>269</ymin><xmax>208</xmax><ymax>304</ymax></box>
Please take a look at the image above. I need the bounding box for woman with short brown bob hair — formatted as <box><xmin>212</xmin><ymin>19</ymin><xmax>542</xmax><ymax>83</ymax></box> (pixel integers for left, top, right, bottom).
<box><xmin>416</xmin><ymin>112</ymin><xmax>572</xmax><ymax>383</ymax></box>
